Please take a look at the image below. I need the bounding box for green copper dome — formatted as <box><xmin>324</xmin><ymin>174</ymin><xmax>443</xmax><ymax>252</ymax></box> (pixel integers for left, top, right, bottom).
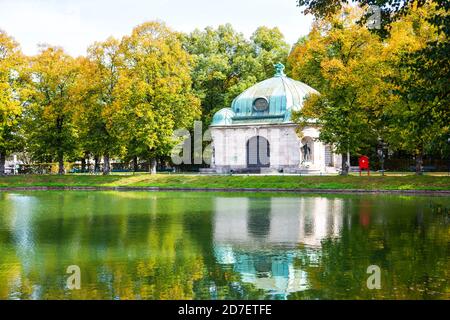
<box><xmin>211</xmin><ymin>63</ymin><xmax>319</xmax><ymax>126</ymax></box>
<box><xmin>211</xmin><ymin>108</ymin><xmax>235</xmax><ymax>126</ymax></box>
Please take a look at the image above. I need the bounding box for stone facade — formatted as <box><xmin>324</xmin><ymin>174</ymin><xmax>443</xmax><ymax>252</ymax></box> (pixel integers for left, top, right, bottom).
<box><xmin>210</xmin><ymin>123</ymin><xmax>341</xmax><ymax>174</ymax></box>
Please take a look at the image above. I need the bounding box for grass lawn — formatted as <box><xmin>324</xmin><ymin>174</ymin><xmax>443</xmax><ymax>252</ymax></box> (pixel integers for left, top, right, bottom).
<box><xmin>0</xmin><ymin>173</ymin><xmax>449</xmax><ymax>191</ymax></box>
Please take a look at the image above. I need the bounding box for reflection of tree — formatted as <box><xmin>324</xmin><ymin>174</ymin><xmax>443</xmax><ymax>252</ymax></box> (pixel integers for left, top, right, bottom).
<box><xmin>0</xmin><ymin>192</ymin><xmax>210</xmax><ymax>299</ymax></box>
<box><xmin>187</xmin><ymin>196</ymin><xmax>270</xmax><ymax>300</ymax></box>
<box><xmin>247</xmin><ymin>199</ymin><xmax>271</xmax><ymax>240</ymax></box>
<box><xmin>0</xmin><ymin>191</ymin><xmax>270</xmax><ymax>300</ymax></box>
<box><xmin>289</xmin><ymin>197</ymin><xmax>450</xmax><ymax>300</ymax></box>
<box><xmin>0</xmin><ymin>193</ymin><xmax>448</xmax><ymax>300</ymax></box>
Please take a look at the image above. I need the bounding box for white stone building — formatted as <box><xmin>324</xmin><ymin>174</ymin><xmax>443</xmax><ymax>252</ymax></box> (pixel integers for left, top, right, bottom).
<box><xmin>210</xmin><ymin>63</ymin><xmax>341</xmax><ymax>174</ymax></box>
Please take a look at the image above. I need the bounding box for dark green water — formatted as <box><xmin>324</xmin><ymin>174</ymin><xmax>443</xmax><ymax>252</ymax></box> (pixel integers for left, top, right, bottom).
<box><xmin>0</xmin><ymin>191</ymin><xmax>448</xmax><ymax>300</ymax></box>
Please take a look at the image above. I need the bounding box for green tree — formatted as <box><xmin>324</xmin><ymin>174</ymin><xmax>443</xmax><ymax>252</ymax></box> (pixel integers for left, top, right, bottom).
<box><xmin>0</xmin><ymin>31</ymin><xmax>24</xmax><ymax>174</ymax></box>
<box><xmin>183</xmin><ymin>24</ymin><xmax>290</xmax><ymax>124</ymax></box>
<box><xmin>24</xmin><ymin>46</ymin><xmax>80</xmax><ymax>174</ymax></box>
<box><xmin>75</xmin><ymin>38</ymin><xmax>127</xmax><ymax>175</ymax></box>
<box><xmin>251</xmin><ymin>26</ymin><xmax>290</xmax><ymax>78</ymax></box>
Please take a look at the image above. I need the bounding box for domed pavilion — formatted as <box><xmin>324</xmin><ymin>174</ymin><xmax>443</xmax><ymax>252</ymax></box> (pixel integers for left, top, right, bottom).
<box><xmin>209</xmin><ymin>63</ymin><xmax>341</xmax><ymax>174</ymax></box>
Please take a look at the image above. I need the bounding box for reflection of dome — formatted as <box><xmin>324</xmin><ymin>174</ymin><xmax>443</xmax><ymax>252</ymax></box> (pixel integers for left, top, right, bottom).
<box><xmin>212</xmin><ymin>196</ymin><xmax>345</xmax><ymax>298</ymax></box>
<box><xmin>222</xmin><ymin>250</ymin><xmax>309</xmax><ymax>298</ymax></box>
<box><xmin>211</xmin><ymin>108</ymin><xmax>235</xmax><ymax>126</ymax></box>
<box><xmin>214</xmin><ymin>244</ymin><xmax>236</xmax><ymax>265</ymax></box>
<box><xmin>211</xmin><ymin>63</ymin><xmax>319</xmax><ymax>126</ymax></box>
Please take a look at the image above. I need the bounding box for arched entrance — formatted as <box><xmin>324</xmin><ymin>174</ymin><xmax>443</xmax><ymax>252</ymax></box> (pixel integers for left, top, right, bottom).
<box><xmin>247</xmin><ymin>136</ymin><xmax>270</xmax><ymax>168</ymax></box>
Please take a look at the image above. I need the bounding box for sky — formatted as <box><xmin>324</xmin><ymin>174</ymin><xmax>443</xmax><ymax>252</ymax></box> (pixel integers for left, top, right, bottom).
<box><xmin>0</xmin><ymin>0</ymin><xmax>314</xmax><ymax>57</ymax></box>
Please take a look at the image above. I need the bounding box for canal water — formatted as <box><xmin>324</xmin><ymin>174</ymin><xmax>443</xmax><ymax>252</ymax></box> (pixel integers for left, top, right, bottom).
<box><xmin>0</xmin><ymin>191</ymin><xmax>448</xmax><ymax>300</ymax></box>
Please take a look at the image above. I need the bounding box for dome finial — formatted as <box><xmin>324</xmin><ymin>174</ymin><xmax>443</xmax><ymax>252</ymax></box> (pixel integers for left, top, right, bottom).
<box><xmin>274</xmin><ymin>62</ymin><xmax>285</xmax><ymax>77</ymax></box>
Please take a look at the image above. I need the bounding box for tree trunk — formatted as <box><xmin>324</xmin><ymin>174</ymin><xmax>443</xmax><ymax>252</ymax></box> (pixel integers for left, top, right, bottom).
<box><xmin>81</xmin><ymin>152</ymin><xmax>89</xmax><ymax>173</ymax></box>
<box><xmin>133</xmin><ymin>156</ymin><xmax>138</xmax><ymax>172</ymax></box>
<box><xmin>341</xmin><ymin>153</ymin><xmax>349</xmax><ymax>176</ymax></box>
<box><xmin>149</xmin><ymin>158</ymin><xmax>157</xmax><ymax>175</ymax></box>
<box><xmin>415</xmin><ymin>152</ymin><xmax>423</xmax><ymax>175</ymax></box>
<box><xmin>0</xmin><ymin>153</ymin><xmax>6</xmax><ymax>175</ymax></box>
<box><xmin>94</xmin><ymin>156</ymin><xmax>100</xmax><ymax>173</ymax></box>
<box><xmin>103</xmin><ymin>154</ymin><xmax>111</xmax><ymax>175</ymax></box>
<box><xmin>58</xmin><ymin>152</ymin><xmax>65</xmax><ymax>175</ymax></box>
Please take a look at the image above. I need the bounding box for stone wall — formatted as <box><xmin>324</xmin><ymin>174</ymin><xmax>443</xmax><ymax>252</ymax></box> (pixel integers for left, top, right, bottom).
<box><xmin>210</xmin><ymin>123</ymin><xmax>341</xmax><ymax>173</ymax></box>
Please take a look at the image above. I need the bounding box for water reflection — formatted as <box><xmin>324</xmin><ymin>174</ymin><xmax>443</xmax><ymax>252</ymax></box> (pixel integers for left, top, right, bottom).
<box><xmin>0</xmin><ymin>191</ymin><xmax>448</xmax><ymax>300</ymax></box>
<box><xmin>213</xmin><ymin>197</ymin><xmax>346</xmax><ymax>298</ymax></box>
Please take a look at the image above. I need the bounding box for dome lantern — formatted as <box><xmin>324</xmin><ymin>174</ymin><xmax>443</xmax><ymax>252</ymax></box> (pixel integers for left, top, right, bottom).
<box><xmin>274</xmin><ymin>62</ymin><xmax>286</xmax><ymax>77</ymax></box>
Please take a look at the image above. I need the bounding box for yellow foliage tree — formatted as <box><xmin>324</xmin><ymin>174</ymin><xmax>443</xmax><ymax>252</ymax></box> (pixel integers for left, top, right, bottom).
<box><xmin>288</xmin><ymin>6</ymin><xmax>390</xmax><ymax>174</ymax></box>
<box><xmin>24</xmin><ymin>46</ymin><xmax>81</xmax><ymax>174</ymax></box>
<box><xmin>118</xmin><ymin>22</ymin><xmax>201</xmax><ymax>173</ymax></box>
<box><xmin>0</xmin><ymin>30</ymin><xmax>24</xmax><ymax>174</ymax></box>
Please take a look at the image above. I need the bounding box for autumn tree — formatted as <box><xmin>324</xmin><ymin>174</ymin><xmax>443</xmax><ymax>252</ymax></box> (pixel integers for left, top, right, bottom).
<box><xmin>24</xmin><ymin>46</ymin><xmax>80</xmax><ymax>174</ymax></box>
<box><xmin>296</xmin><ymin>0</ymin><xmax>449</xmax><ymax>174</ymax></box>
<box><xmin>381</xmin><ymin>3</ymin><xmax>446</xmax><ymax>174</ymax></box>
<box><xmin>289</xmin><ymin>7</ymin><xmax>390</xmax><ymax>175</ymax></box>
<box><xmin>0</xmin><ymin>31</ymin><xmax>24</xmax><ymax>174</ymax></box>
<box><xmin>119</xmin><ymin>22</ymin><xmax>200</xmax><ymax>173</ymax></box>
